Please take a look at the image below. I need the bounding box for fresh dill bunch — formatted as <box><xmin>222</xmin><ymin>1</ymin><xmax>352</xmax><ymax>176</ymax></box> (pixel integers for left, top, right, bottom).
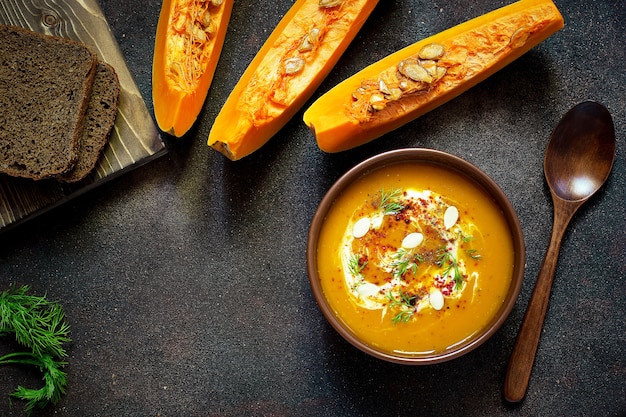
<box><xmin>0</xmin><ymin>285</ymin><xmax>71</xmax><ymax>413</ymax></box>
<box><xmin>379</xmin><ymin>188</ymin><xmax>404</xmax><ymax>215</ymax></box>
<box><xmin>0</xmin><ymin>285</ymin><xmax>71</xmax><ymax>358</ymax></box>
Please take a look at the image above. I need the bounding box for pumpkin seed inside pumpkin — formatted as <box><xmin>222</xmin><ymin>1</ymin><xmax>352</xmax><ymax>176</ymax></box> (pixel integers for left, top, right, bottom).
<box><xmin>350</xmin><ymin>43</ymin><xmax>449</xmax><ymax>115</ymax></box>
<box><xmin>299</xmin><ymin>27</ymin><xmax>321</xmax><ymax>52</ymax></box>
<box><xmin>284</xmin><ymin>57</ymin><xmax>306</xmax><ymax>74</ymax></box>
<box><xmin>166</xmin><ymin>0</ymin><xmax>225</xmax><ymax>91</ymax></box>
<box><xmin>398</xmin><ymin>61</ymin><xmax>433</xmax><ymax>83</ymax></box>
<box><xmin>418</xmin><ymin>43</ymin><xmax>445</xmax><ymax>60</ymax></box>
<box><xmin>319</xmin><ymin>0</ymin><xmax>342</xmax><ymax>8</ymax></box>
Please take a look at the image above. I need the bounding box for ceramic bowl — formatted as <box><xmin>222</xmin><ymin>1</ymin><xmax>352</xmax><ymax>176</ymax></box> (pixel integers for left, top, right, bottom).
<box><xmin>306</xmin><ymin>148</ymin><xmax>525</xmax><ymax>364</ymax></box>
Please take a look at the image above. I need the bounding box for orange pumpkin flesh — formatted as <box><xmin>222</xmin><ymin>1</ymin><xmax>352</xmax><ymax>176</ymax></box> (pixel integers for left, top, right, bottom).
<box><xmin>207</xmin><ymin>0</ymin><xmax>380</xmax><ymax>161</ymax></box>
<box><xmin>153</xmin><ymin>0</ymin><xmax>233</xmax><ymax>137</ymax></box>
<box><xmin>303</xmin><ymin>0</ymin><xmax>564</xmax><ymax>153</ymax></box>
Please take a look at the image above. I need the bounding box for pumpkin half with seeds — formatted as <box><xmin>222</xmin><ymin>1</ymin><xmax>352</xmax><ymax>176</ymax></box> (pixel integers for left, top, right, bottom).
<box><xmin>207</xmin><ymin>0</ymin><xmax>380</xmax><ymax>160</ymax></box>
<box><xmin>153</xmin><ymin>0</ymin><xmax>233</xmax><ymax>137</ymax></box>
<box><xmin>303</xmin><ymin>0</ymin><xmax>564</xmax><ymax>153</ymax></box>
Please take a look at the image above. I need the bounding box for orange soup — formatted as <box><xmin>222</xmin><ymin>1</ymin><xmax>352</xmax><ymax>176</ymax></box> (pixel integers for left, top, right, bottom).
<box><xmin>316</xmin><ymin>161</ymin><xmax>514</xmax><ymax>356</ymax></box>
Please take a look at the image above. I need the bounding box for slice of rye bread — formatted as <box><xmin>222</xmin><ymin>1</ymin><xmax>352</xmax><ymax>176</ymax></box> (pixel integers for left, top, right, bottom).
<box><xmin>0</xmin><ymin>24</ymin><xmax>97</xmax><ymax>180</ymax></box>
<box><xmin>58</xmin><ymin>62</ymin><xmax>120</xmax><ymax>183</ymax></box>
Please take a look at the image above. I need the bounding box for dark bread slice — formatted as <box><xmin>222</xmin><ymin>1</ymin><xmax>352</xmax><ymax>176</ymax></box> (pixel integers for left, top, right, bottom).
<box><xmin>58</xmin><ymin>62</ymin><xmax>120</xmax><ymax>183</ymax></box>
<box><xmin>0</xmin><ymin>24</ymin><xmax>97</xmax><ymax>180</ymax></box>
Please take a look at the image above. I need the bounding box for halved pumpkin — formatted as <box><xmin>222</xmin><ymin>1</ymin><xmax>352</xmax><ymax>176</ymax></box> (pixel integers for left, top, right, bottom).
<box><xmin>207</xmin><ymin>0</ymin><xmax>380</xmax><ymax>160</ymax></box>
<box><xmin>153</xmin><ymin>0</ymin><xmax>233</xmax><ymax>137</ymax></box>
<box><xmin>303</xmin><ymin>0</ymin><xmax>564</xmax><ymax>153</ymax></box>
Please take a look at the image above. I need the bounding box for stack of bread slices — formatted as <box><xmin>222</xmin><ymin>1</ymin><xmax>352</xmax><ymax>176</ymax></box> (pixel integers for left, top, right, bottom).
<box><xmin>0</xmin><ymin>24</ymin><xmax>120</xmax><ymax>182</ymax></box>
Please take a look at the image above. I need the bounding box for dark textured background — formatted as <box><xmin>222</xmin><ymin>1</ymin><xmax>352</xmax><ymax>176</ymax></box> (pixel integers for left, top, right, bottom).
<box><xmin>1</xmin><ymin>0</ymin><xmax>624</xmax><ymax>416</ymax></box>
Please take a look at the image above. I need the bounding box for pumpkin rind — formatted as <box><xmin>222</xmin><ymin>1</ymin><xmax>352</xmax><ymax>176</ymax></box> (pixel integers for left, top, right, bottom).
<box><xmin>303</xmin><ymin>0</ymin><xmax>564</xmax><ymax>153</ymax></box>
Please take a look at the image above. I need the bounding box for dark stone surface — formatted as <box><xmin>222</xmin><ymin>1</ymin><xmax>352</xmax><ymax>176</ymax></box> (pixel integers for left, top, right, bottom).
<box><xmin>1</xmin><ymin>0</ymin><xmax>624</xmax><ymax>416</ymax></box>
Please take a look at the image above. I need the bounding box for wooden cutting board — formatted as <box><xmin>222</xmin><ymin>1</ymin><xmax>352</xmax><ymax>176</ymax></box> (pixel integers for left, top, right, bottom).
<box><xmin>0</xmin><ymin>0</ymin><xmax>166</xmax><ymax>232</ymax></box>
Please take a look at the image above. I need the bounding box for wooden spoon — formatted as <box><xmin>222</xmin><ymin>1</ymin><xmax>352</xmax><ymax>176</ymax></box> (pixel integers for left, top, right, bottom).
<box><xmin>503</xmin><ymin>101</ymin><xmax>616</xmax><ymax>403</ymax></box>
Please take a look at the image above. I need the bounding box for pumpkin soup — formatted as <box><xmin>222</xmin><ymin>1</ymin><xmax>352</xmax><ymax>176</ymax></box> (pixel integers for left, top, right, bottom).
<box><xmin>316</xmin><ymin>161</ymin><xmax>515</xmax><ymax>356</ymax></box>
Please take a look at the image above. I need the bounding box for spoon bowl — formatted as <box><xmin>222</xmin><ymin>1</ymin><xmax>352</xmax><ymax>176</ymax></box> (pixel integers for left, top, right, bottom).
<box><xmin>545</xmin><ymin>101</ymin><xmax>616</xmax><ymax>201</ymax></box>
<box><xmin>504</xmin><ymin>101</ymin><xmax>616</xmax><ymax>403</ymax></box>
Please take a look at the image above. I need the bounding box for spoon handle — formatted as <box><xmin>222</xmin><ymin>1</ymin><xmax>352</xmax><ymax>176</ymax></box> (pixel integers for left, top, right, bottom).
<box><xmin>503</xmin><ymin>199</ymin><xmax>580</xmax><ymax>403</ymax></box>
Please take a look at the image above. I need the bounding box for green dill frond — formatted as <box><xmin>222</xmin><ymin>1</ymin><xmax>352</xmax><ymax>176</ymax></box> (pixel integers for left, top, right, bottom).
<box><xmin>0</xmin><ymin>285</ymin><xmax>70</xmax><ymax>358</ymax></box>
<box><xmin>5</xmin><ymin>352</ymin><xmax>68</xmax><ymax>413</ymax></box>
<box><xmin>387</xmin><ymin>290</ymin><xmax>417</xmax><ymax>324</ymax></box>
<box><xmin>379</xmin><ymin>188</ymin><xmax>404</xmax><ymax>215</ymax></box>
<box><xmin>387</xmin><ymin>247</ymin><xmax>425</xmax><ymax>281</ymax></box>
<box><xmin>435</xmin><ymin>246</ymin><xmax>451</xmax><ymax>267</ymax></box>
<box><xmin>461</xmin><ymin>234</ymin><xmax>474</xmax><ymax>243</ymax></box>
<box><xmin>392</xmin><ymin>310</ymin><xmax>413</xmax><ymax>324</ymax></box>
<box><xmin>347</xmin><ymin>253</ymin><xmax>367</xmax><ymax>277</ymax></box>
<box><xmin>388</xmin><ymin>248</ymin><xmax>410</xmax><ymax>280</ymax></box>
<box><xmin>435</xmin><ymin>247</ymin><xmax>465</xmax><ymax>290</ymax></box>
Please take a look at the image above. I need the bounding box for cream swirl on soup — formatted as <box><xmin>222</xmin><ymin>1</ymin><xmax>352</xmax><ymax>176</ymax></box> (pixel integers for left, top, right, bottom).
<box><xmin>340</xmin><ymin>188</ymin><xmax>483</xmax><ymax>323</ymax></box>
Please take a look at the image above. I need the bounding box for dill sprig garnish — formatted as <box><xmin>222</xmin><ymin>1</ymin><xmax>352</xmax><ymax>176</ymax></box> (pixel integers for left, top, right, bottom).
<box><xmin>436</xmin><ymin>247</ymin><xmax>464</xmax><ymax>290</ymax></box>
<box><xmin>387</xmin><ymin>290</ymin><xmax>418</xmax><ymax>324</ymax></box>
<box><xmin>388</xmin><ymin>248</ymin><xmax>422</xmax><ymax>281</ymax></box>
<box><xmin>0</xmin><ymin>285</ymin><xmax>71</xmax><ymax>413</ymax></box>
<box><xmin>379</xmin><ymin>188</ymin><xmax>404</xmax><ymax>215</ymax></box>
<box><xmin>460</xmin><ymin>234</ymin><xmax>482</xmax><ymax>260</ymax></box>
<box><xmin>461</xmin><ymin>234</ymin><xmax>474</xmax><ymax>243</ymax></box>
<box><xmin>347</xmin><ymin>253</ymin><xmax>367</xmax><ymax>277</ymax></box>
